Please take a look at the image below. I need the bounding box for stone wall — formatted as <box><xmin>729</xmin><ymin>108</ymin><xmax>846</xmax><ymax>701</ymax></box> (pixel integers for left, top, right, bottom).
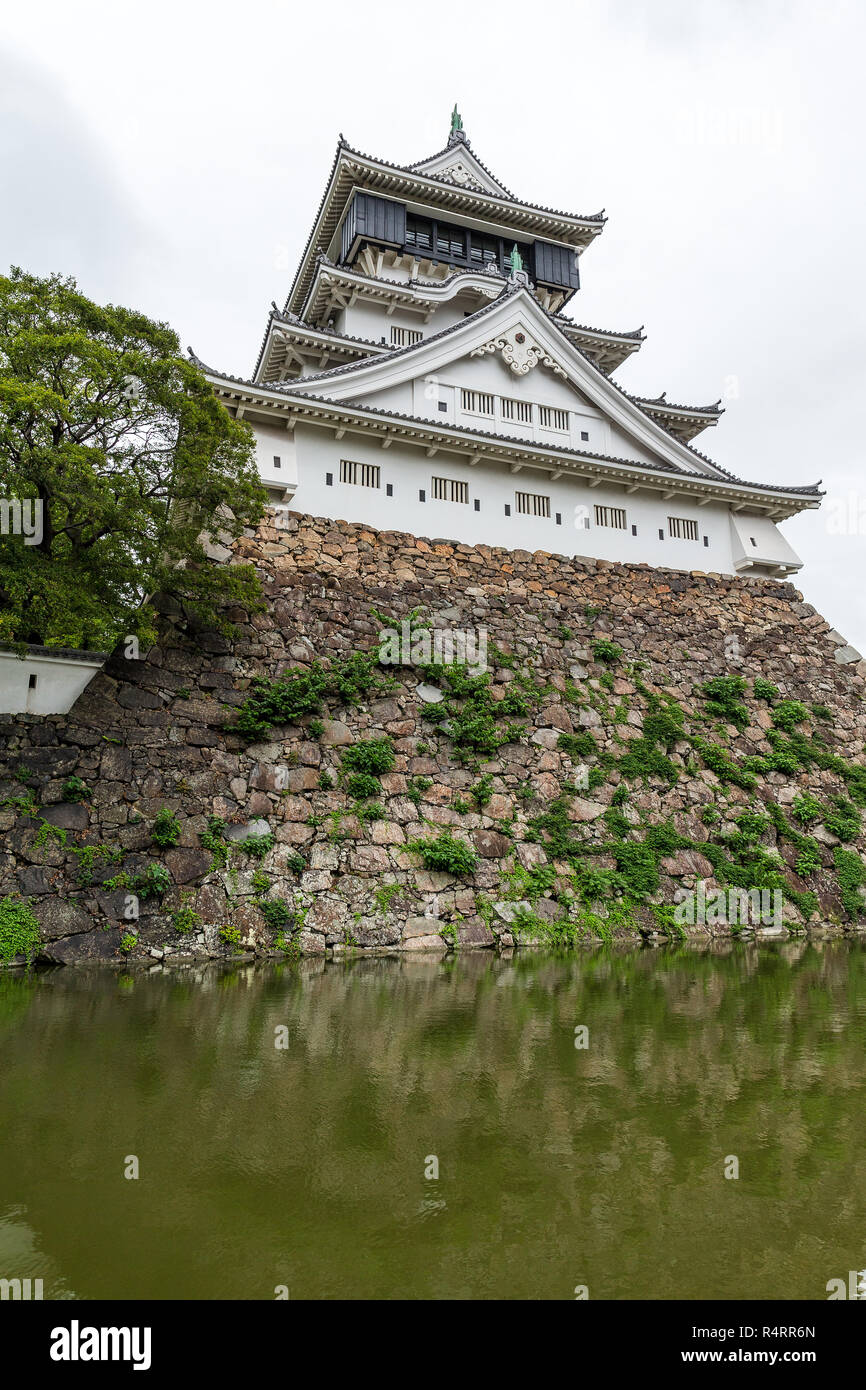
<box><xmin>2</xmin><ymin>510</ymin><xmax>865</xmax><ymax>965</ymax></box>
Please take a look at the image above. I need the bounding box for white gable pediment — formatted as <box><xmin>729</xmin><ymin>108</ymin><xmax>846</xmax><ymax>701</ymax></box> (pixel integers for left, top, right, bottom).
<box><xmin>410</xmin><ymin>144</ymin><xmax>510</xmax><ymax>197</ymax></box>
<box><xmin>295</xmin><ymin>288</ymin><xmax>724</xmax><ymax>480</ymax></box>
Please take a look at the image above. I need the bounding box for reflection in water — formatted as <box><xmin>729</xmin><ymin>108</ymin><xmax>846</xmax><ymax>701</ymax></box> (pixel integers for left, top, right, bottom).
<box><xmin>1</xmin><ymin>940</ymin><xmax>865</xmax><ymax>1300</ymax></box>
<box><xmin>0</xmin><ymin>1208</ymin><xmax>77</xmax><ymax>1299</ymax></box>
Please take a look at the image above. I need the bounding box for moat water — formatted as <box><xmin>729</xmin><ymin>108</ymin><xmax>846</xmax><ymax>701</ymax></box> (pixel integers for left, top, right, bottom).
<box><xmin>2</xmin><ymin>940</ymin><xmax>865</xmax><ymax>1300</ymax></box>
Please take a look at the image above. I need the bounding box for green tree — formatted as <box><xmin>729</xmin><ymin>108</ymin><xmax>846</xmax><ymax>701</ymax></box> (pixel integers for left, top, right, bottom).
<box><xmin>0</xmin><ymin>267</ymin><xmax>267</xmax><ymax>650</ymax></box>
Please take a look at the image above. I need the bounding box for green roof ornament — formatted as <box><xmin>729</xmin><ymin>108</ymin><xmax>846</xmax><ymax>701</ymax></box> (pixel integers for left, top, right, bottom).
<box><xmin>508</xmin><ymin>244</ymin><xmax>524</xmax><ymax>277</ymax></box>
<box><xmin>450</xmin><ymin>104</ymin><xmax>464</xmax><ymax>136</ymax></box>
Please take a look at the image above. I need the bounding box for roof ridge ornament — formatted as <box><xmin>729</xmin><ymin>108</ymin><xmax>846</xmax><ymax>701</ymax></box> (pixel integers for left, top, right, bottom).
<box><xmin>507</xmin><ymin>242</ymin><xmax>533</xmax><ymax>290</ymax></box>
<box><xmin>448</xmin><ymin>104</ymin><xmax>466</xmax><ymax>146</ymax></box>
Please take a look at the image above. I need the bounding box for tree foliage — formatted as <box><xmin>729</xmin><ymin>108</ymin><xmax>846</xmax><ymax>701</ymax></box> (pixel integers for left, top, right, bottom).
<box><xmin>0</xmin><ymin>267</ymin><xmax>267</xmax><ymax>649</ymax></box>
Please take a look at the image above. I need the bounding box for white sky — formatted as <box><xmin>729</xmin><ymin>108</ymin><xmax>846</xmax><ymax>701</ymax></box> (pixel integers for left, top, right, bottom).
<box><xmin>2</xmin><ymin>0</ymin><xmax>865</xmax><ymax>650</ymax></box>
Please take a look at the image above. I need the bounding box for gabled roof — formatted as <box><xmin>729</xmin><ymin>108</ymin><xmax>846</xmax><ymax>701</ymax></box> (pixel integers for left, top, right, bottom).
<box><xmin>193</xmin><ymin>357</ymin><xmax>823</xmax><ymax>516</ymax></box>
<box><xmin>253</xmin><ymin>306</ymin><xmax>388</xmax><ymax>383</ymax></box>
<box><xmin>628</xmin><ymin>393</ymin><xmax>723</xmax><ymax>442</ymax></box>
<box><xmin>301</xmin><ymin>258</ymin><xmax>505</xmax><ymax>325</ymax></box>
<box><xmin>271</xmin><ymin>282</ymin><xmax>739</xmax><ymax>482</ymax></box>
<box><xmin>409</xmin><ymin>130</ymin><xmax>514</xmax><ymax>198</ymax></box>
<box><xmin>284</xmin><ymin>136</ymin><xmax>606</xmax><ymax>317</ymax></box>
<box><xmin>553</xmin><ymin>316</ymin><xmax>646</xmax><ymax>373</ymax></box>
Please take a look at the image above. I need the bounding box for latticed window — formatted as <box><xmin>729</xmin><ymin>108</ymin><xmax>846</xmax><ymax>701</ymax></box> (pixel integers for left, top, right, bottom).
<box><xmin>436</xmin><ymin>228</ymin><xmax>466</xmax><ymax>259</ymax></box>
<box><xmin>538</xmin><ymin>405</ymin><xmax>569</xmax><ymax>431</ymax></box>
<box><xmin>515</xmin><ymin>491</ymin><xmax>551</xmax><ymax>518</ymax></box>
<box><xmin>501</xmin><ymin>397</ymin><xmax>533</xmax><ymax>424</ymax></box>
<box><xmin>668</xmin><ymin>516</ymin><xmax>699</xmax><ymax>540</ymax></box>
<box><xmin>390</xmin><ymin>326</ymin><xmax>422</xmax><ymax>346</ymax></box>
<box><xmin>594</xmin><ymin>505</ymin><xmax>627</xmax><ymax>529</ymax></box>
<box><xmin>461</xmin><ymin>389</ymin><xmax>495</xmax><ymax>417</ymax></box>
<box><xmin>339</xmin><ymin>459</ymin><xmax>380</xmax><ymax>488</ymax></box>
<box><xmin>432</xmin><ymin>476</ymin><xmax>469</xmax><ymax>504</ymax></box>
<box><xmin>468</xmin><ymin>232</ymin><xmax>500</xmax><ymax>268</ymax></box>
<box><xmin>405</xmin><ymin>215</ymin><xmax>432</xmax><ymax>252</ymax></box>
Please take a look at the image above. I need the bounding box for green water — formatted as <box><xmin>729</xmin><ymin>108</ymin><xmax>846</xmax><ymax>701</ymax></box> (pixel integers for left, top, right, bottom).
<box><xmin>1</xmin><ymin>940</ymin><xmax>865</xmax><ymax>1301</ymax></box>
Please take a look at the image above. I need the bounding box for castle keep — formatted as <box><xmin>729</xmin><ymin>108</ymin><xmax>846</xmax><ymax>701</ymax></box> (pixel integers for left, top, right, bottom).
<box><xmin>196</xmin><ymin>111</ymin><xmax>819</xmax><ymax>578</ymax></box>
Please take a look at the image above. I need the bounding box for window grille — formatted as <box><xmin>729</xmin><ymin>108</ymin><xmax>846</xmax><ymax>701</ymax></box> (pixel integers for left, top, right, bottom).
<box><xmin>390</xmin><ymin>326</ymin><xmax>422</xmax><ymax>346</ymax></box>
<box><xmin>432</xmin><ymin>476</ymin><xmax>469</xmax><ymax>504</ymax></box>
<box><xmin>668</xmin><ymin>516</ymin><xmax>699</xmax><ymax>540</ymax></box>
<box><xmin>460</xmin><ymin>389</ymin><xmax>494</xmax><ymax>416</ymax></box>
<box><xmin>538</xmin><ymin>405</ymin><xmax>568</xmax><ymax>431</ymax></box>
<box><xmin>515</xmin><ymin>491</ymin><xmax>551</xmax><ymax>518</ymax></box>
<box><xmin>339</xmin><ymin>459</ymin><xmax>380</xmax><ymax>488</ymax></box>
<box><xmin>594</xmin><ymin>505</ymin><xmax>627</xmax><ymax>529</ymax></box>
<box><xmin>501</xmin><ymin>397</ymin><xmax>533</xmax><ymax>424</ymax></box>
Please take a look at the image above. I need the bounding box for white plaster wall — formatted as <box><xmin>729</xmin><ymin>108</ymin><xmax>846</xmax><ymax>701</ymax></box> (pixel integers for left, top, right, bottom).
<box><xmin>0</xmin><ymin>651</ymin><xmax>106</xmax><ymax>715</ymax></box>
<box><xmin>251</xmin><ymin>421</ymin><xmax>298</xmax><ymax>488</ymax></box>
<box><xmin>282</xmin><ymin>423</ymin><xmax>739</xmax><ymax>572</ymax></box>
<box><xmin>354</xmin><ymin>351</ymin><xmax>610</xmax><ymax>454</ymax></box>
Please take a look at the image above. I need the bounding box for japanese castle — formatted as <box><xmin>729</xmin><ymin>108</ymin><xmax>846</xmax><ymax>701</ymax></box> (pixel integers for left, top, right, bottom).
<box><xmin>198</xmin><ymin>110</ymin><xmax>821</xmax><ymax>576</ymax></box>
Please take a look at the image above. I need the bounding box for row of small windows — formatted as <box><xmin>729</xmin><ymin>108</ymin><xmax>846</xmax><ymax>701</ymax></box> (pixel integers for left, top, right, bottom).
<box><xmin>459</xmin><ymin>389</ymin><xmax>583</xmax><ymax>437</ymax></box>
<box><xmin>327</xmin><ymin>465</ymin><xmax>709</xmax><ymax>542</ymax></box>
<box><xmin>404</xmin><ymin>214</ymin><xmax>532</xmax><ymax>276</ymax></box>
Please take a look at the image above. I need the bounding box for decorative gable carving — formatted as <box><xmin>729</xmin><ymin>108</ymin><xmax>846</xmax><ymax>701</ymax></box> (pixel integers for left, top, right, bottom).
<box><xmin>432</xmin><ymin>158</ymin><xmax>487</xmax><ymax>191</ymax></box>
<box><xmin>470</xmin><ymin>325</ymin><xmax>568</xmax><ymax>380</ymax></box>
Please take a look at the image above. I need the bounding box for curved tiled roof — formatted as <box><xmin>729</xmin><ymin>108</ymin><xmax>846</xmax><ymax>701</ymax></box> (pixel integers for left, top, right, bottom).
<box><xmin>252</xmin><ymin>304</ymin><xmax>387</xmax><ymax>380</ymax></box>
<box><xmin>630</xmin><ymin>391</ymin><xmax>723</xmax><ymax>415</ymax></box>
<box><xmin>339</xmin><ymin>138</ymin><xmax>606</xmax><ymax>226</ymax></box>
<box><xmin>556</xmin><ymin>318</ymin><xmax>646</xmax><ymax>343</ymax></box>
<box><xmin>232</xmin><ymin>283</ymin><xmax>739</xmax><ymax>478</ymax></box>
<box><xmin>285</xmin><ymin>136</ymin><xmax>605</xmax><ymax>317</ymax></box>
<box><xmin>303</xmin><ymin>255</ymin><xmax>508</xmax><ymax>314</ymax></box>
<box><xmin>194</xmin><ymin>352</ymin><xmax>822</xmax><ymax>502</ymax></box>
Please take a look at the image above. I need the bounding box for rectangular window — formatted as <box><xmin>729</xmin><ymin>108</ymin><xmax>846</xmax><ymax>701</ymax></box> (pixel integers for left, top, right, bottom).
<box><xmin>538</xmin><ymin>405</ymin><xmax>569</xmax><ymax>432</ymax></box>
<box><xmin>325</xmin><ymin>472</ymin><xmax>333</xmax><ymax>486</ymax></box>
<box><xmin>516</xmin><ymin>491</ymin><xmax>551</xmax><ymax>518</ymax></box>
<box><xmin>594</xmin><ymin>505</ymin><xmax>627</xmax><ymax>529</ymax></box>
<box><xmin>555</xmin><ymin>513</ymin><xmax>562</xmax><ymax>525</ymax></box>
<box><xmin>339</xmin><ymin>459</ymin><xmax>380</xmax><ymax>489</ymax></box>
<box><xmin>386</xmin><ymin>483</ymin><xmax>393</xmax><ymax>497</ymax></box>
<box><xmin>419</xmin><ymin>489</ymin><xmax>426</xmax><ymax>502</ymax></box>
<box><xmin>273</xmin><ymin>455</ymin><xmax>282</xmax><ymax>469</ymax></box>
<box><xmin>436</xmin><ymin>228</ymin><xmax>465</xmax><ymax>259</ymax></box>
<box><xmin>405</xmin><ymin>215</ymin><xmax>433</xmax><ymax>252</ymax></box>
<box><xmin>390</xmin><ymin>326</ymin><xmax>422</xmax><ymax>347</ymax></box>
<box><xmin>501</xmin><ymin>397</ymin><xmax>533</xmax><ymax>425</ymax></box>
<box><xmin>580</xmin><ymin>430</ymin><xmax>589</xmax><ymax>442</ymax></box>
<box><xmin>469</xmin><ymin>231</ymin><xmax>500</xmax><ymax>268</ymax></box>
<box><xmin>504</xmin><ymin>503</ymin><xmax>511</xmax><ymax>516</ymax></box>
<box><xmin>668</xmin><ymin>516</ymin><xmax>699</xmax><ymax>540</ymax></box>
<box><xmin>461</xmin><ymin>389</ymin><xmax>494</xmax><ymax>417</ymax></box>
<box><xmin>432</xmin><ymin>476</ymin><xmax>469</xmax><ymax>504</ymax></box>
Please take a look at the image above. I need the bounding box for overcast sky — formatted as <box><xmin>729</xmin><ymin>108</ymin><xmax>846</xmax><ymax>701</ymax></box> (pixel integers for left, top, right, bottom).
<box><xmin>2</xmin><ymin>0</ymin><xmax>864</xmax><ymax>649</ymax></box>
